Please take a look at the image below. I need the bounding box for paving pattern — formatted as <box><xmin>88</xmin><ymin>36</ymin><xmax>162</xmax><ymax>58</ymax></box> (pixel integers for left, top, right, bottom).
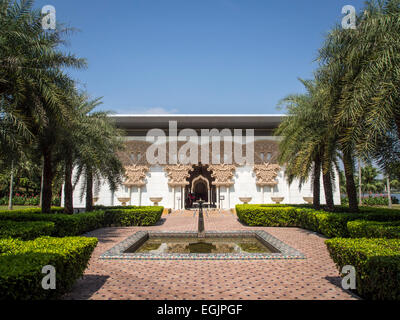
<box><xmin>63</xmin><ymin>210</ymin><xmax>359</xmax><ymax>300</ymax></box>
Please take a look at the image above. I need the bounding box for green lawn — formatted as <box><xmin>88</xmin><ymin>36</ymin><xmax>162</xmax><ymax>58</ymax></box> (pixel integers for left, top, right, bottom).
<box><xmin>0</xmin><ymin>205</ymin><xmax>39</xmax><ymax>211</ymax></box>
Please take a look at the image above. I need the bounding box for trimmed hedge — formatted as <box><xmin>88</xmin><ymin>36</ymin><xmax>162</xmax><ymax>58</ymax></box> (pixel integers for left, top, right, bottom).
<box><xmin>0</xmin><ymin>236</ymin><xmax>98</xmax><ymax>300</ymax></box>
<box><xmin>236</xmin><ymin>204</ymin><xmax>400</xmax><ymax>238</ymax></box>
<box><xmin>0</xmin><ymin>207</ymin><xmax>65</xmax><ymax>215</ymax></box>
<box><xmin>0</xmin><ymin>221</ymin><xmax>55</xmax><ymax>240</ymax></box>
<box><xmin>104</xmin><ymin>206</ymin><xmax>164</xmax><ymax>226</ymax></box>
<box><xmin>325</xmin><ymin>238</ymin><xmax>400</xmax><ymax>300</ymax></box>
<box><xmin>0</xmin><ymin>211</ymin><xmax>106</xmax><ymax>237</ymax></box>
<box><xmin>348</xmin><ymin>220</ymin><xmax>400</xmax><ymax>239</ymax></box>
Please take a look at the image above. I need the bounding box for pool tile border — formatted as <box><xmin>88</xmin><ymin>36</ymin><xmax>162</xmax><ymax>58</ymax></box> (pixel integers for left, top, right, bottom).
<box><xmin>100</xmin><ymin>231</ymin><xmax>306</xmax><ymax>261</ymax></box>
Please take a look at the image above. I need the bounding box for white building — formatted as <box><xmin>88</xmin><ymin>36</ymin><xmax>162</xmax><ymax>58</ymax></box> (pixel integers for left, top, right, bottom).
<box><xmin>65</xmin><ymin>115</ymin><xmax>341</xmax><ymax>209</ymax></box>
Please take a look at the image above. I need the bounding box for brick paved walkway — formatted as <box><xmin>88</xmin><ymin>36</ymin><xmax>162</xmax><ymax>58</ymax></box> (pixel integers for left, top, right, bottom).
<box><xmin>63</xmin><ymin>210</ymin><xmax>359</xmax><ymax>300</ymax></box>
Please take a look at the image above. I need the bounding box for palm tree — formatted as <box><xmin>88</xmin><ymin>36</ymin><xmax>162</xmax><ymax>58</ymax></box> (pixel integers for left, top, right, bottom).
<box><xmin>317</xmin><ymin>0</ymin><xmax>400</xmax><ymax>211</ymax></box>
<box><xmin>69</xmin><ymin>101</ymin><xmax>125</xmax><ymax>212</ymax></box>
<box><xmin>0</xmin><ymin>0</ymin><xmax>87</xmax><ymax>212</ymax></box>
<box><xmin>361</xmin><ymin>165</ymin><xmax>384</xmax><ymax>195</ymax></box>
<box><xmin>276</xmin><ymin>79</ymin><xmax>338</xmax><ymax>211</ymax></box>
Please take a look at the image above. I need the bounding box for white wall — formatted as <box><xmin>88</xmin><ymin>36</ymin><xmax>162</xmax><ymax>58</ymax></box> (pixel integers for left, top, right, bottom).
<box><xmin>63</xmin><ymin>165</ymin><xmax>341</xmax><ymax>209</ymax></box>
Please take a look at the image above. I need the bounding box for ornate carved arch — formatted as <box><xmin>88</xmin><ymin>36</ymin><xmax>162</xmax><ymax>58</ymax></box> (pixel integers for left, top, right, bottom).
<box><xmin>192</xmin><ymin>175</ymin><xmax>210</xmax><ymax>191</ymax></box>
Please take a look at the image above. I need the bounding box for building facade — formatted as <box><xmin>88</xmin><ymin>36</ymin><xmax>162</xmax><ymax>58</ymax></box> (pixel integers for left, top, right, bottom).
<box><xmin>64</xmin><ymin>115</ymin><xmax>341</xmax><ymax>209</ymax></box>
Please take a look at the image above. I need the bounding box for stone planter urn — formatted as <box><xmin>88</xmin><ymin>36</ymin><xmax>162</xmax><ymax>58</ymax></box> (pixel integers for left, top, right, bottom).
<box><xmin>150</xmin><ymin>197</ymin><xmax>163</xmax><ymax>206</ymax></box>
<box><xmin>303</xmin><ymin>197</ymin><xmax>314</xmax><ymax>205</ymax></box>
<box><xmin>93</xmin><ymin>197</ymin><xmax>99</xmax><ymax>205</ymax></box>
<box><xmin>271</xmin><ymin>197</ymin><xmax>285</xmax><ymax>204</ymax></box>
<box><xmin>239</xmin><ymin>197</ymin><xmax>252</xmax><ymax>204</ymax></box>
<box><xmin>117</xmin><ymin>197</ymin><xmax>131</xmax><ymax>206</ymax></box>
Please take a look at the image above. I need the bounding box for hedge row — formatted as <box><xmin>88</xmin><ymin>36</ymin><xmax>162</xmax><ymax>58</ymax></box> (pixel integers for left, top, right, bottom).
<box><xmin>0</xmin><ymin>211</ymin><xmax>106</xmax><ymax>237</ymax></box>
<box><xmin>0</xmin><ymin>207</ymin><xmax>164</xmax><ymax>237</ymax></box>
<box><xmin>104</xmin><ymin>206</ymin><xmax>164</xmax><ymax>227</ymax></box>
<box><xmin>236</xmin><ymin>204</ymin><xmax>400</xmax><ymax>238</ymax></box>
<box><xmin>348</xmin><ymin>220</ymin><xmax>400</xmax><ymax>239</ymax></box>
<box><xmin>0</xmin><ymin>207</ymin><xmax>65</xmax><ymax>215</ymax></box>
<box><xmin>325</xmin><ymin>238</ymin><xmax>400</xmax><ymax>300</ymax></box>
<box><xmin>0</xmin><ymin>236</ymin><xmax>98</xmax><ymax>300</ymax></box>
<box><xmin>0</xmin><ymin>221</ymin><xmax>55</xmax><ymax>240</ymax></box>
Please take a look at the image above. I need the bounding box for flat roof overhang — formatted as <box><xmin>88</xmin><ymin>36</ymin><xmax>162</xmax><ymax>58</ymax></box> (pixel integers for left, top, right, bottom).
<box><xmin>109</xmin><ymin>114</ymin><xmax>285</xmax><ymax>130</ymax></box>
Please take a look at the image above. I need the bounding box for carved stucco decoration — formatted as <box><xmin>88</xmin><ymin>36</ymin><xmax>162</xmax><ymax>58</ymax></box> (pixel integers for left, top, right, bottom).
<box><xmin>254</xmin><ymin>140</ymin><xmax>280</xmax><ymax>164</ymax></box>
<box><xmin>117</xmin><ymin>141</ymin><xmax>152</xmax><ymax>166</ymax></box>
<box><xmin>208</xmin><ymin>164</ymin><xmax>237</xmax><ymax>187</ymax></box>
<box><xmin>253</xmin><ymin>163</ymin><xmax>281</xmax><ymax>186</ymax></box>
<box><xmin>123</xmin><ymin>165</ymin><xmax>149</xmax><ymax>187</ymax></box>
<box><xmin>117</xmin><ymin>139</ymin><xmax>280</xmax><ymax>166</ymax></box>
<box><xmin>164</xmin><ymin>164</ymin><xmax>194</xmax><ymax>187</ymax></box>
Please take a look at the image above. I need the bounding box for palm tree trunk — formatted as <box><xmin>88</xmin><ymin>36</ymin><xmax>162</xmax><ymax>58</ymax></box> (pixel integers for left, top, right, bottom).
<box><xmin>39</xmin><ymin>160</ymin><xmax>44</xmax><ymax>208</ymax></box>
<box><xmin>41</xmin><ymin>146</ymin><xmax>53</xmax><ymax>213</ymax></box>
<box><xmin>387</xmin><ymin>177</ymin><xmax>392</xmax><ymax>209</ymax></box>
<box><xmin>313</xmin><ymin>156</ymin><xmax>321</xmax><ymax>210</ymax></box>
<box><xmin>396</xmin><ymin>116</ymin><xmax>400</xmax><ymax>142</ymax></box>
<box><xmin>358</xmin><ymin>159</ymin><xmax>362</xmax><ymax>206</ymax></box>
<box><xmin>85</xmin><ymin>167</ymin><xmax>94</xmax><ymax>212</ymax></box>
<box><xmin>323</xmin><ymin>171</ymin><xmax>334</xmax><ymax>211</ymax></box>
<box><xmin>8</xmin><ymin>160</ymin><xmax>14</xmax><ymax>210</ymax></box>
<box><xmin>343</xmin><ymin>151</ymin><xmax>359</xmax><ymax>212</ymax></box>
<box><xmin>64</xmin><ymin>154</ymin><xmax>74</xmax><ymax>214</ymax></box>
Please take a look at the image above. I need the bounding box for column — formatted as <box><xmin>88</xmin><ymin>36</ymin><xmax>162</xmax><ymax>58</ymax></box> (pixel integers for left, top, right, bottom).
<box><xmin>138</xmin><ymin>187</ymin><xmax>142</xmax><ymax>207</ymax></box>
<box><xmin>261</xmin><ymin>186</ymin><xmax>265</xmax><ymax>204</ymax></box>
<box><xmin>217</xmin><ymin>186</ymin><xmax>220</xmax><ymax>209</ymax></box>
<box><xmin>173</xmin><ymin>187</ymin><xmax>176</xmax><ymax>210</ymax></box>
<box><xmin>227</xmin><ymin>186</ymin><xmax>230</xmax><ymax>209</ymax></box>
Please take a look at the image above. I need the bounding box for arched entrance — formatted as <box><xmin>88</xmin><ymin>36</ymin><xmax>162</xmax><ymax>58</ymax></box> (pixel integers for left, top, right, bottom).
<box><xmin>192</xmin><ymin>175</ymin><xmax>209</xmax><ymax>202</ymax></box>
<box><xmin>185</xmin><ymin>164</ymin><xmax>216</xmax><ymax>209</ymax></box>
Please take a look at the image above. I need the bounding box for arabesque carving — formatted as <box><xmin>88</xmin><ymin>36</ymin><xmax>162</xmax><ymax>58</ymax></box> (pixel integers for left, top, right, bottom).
<box><xmin>123</xmin><ymin>165</ymin><xmax>149</xmax><ymax>187</ymax></box>
<box><xmin>165</xmin><ymin>164</ymin><xmax>194</xmax><ymax>187</ymax></box>
<box><xmin>208</xmin><ymin>164</ymin><xmax>236</xmax><ymax>187</ymax></box>
<box><xmin>253</xmin><ymin>163</ymin><xmax>281</xmax><ymax>186</ymax></box>
<box><xmin>117</xmin><ymin>139</ymin><xmax>280</xmax><ymax>166</ymax></box>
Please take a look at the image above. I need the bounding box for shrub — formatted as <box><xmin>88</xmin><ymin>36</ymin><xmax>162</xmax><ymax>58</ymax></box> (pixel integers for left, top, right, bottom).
<box><xmin>325</xmin><ymin>238</ymin><xmax>400</xmax><ymax>300</ymax></box>
<box><xmin>0</xmin><ymin>221</ymin><xmax>55</xmax><ymax>240</ymax></box>
<box><xmin>348</xmin><ymin>220</ymin><xmax>400</xmax><ymax>239</ymax></box>
<box><xmin>0</xmin><ymin>207</ymin><xmax>65</xmax><ymax>215</ymax></box>
<box><xmin>235</xmin><ymin>204</ymin><xmax>400</xmax><ymax>238</ymax></box>
<box><xmin>0</xmin><ymin>211</ymin><xmax>106</xmax><ymax>237</ymax></box>
<box><xmin>0</xmin><ymin>236</ymin><xmax>98</xmax><ymax>300</ymax></box>
<box><xmin>104</xmin><ymin>206</ymin><xmax>163</xmax><ymax>226</ymax></box>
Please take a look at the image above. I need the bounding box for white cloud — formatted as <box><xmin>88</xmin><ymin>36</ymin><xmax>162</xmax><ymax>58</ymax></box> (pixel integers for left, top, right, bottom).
<box><xmin>139</xmin><ymin>107</ymin><xmax>179</xmax><ymax>114</ymax></box>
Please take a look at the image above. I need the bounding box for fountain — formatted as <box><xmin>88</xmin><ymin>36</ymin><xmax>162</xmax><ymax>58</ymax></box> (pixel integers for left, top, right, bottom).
<box><xmin>197</xmin><ymin>199</ymin><xmax>205</xmax><ymax>238</ymax></box>
<box><xmin>101</xmin><ymin>198</ymin><xmax>305</xmax><ymax>260</ymax></box>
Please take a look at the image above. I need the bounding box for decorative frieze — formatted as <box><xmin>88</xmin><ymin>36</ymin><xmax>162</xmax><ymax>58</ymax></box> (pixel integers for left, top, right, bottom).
<box><xmin>164</xmin><ymin>164</ymin><xmax>194</xmax><ymax>187</ymax></box>
<box><xmin>123</xmin><ymin>165</ymin><xmax>149</xmax><ymax>187</ymax></box>
<box><xmin>253</xmin><ymin>163</ymin><xmax>281</xmax><ymax>186</ymax></box>
<box><xmin>208</xmin><ymin>164</ymin><xmax>237</xmax><ymax>187</ymax></box>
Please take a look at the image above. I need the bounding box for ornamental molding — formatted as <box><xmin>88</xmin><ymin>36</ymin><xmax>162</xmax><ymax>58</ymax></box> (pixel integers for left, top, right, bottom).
<box><xmin>192</xmin><ymin>175</ymin><xmax>210</xmax><ymax>191</ymax></box>
<box><xmin>123</xmin><ymin>165</ymin><xmax>149</xmax><ymax>187</ymax></box>
<box><xmin>253</xmin><ymin>163</ymin><xmax>281</xmax><ymax>187</ymax></box>
<box><xmin>117</xmin><ymin>139</ymin><xmax>280</xmax><ymax>166</ymax></box>
<box><xmin>208</xmin><ymin>164</ymin><xmax>237</xmax><ymax>187</ymax></box>
<box><xmin>164</xmin><ymin>164</ymin><xmax>194</xmax><ymax>187</ymax></box>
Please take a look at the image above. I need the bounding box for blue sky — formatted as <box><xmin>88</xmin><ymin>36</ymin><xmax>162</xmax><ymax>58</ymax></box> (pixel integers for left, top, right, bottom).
<box><xmin>35</xmin><ymin>0</ymin><xmax>365</xmax><ymax>114</ymax></box>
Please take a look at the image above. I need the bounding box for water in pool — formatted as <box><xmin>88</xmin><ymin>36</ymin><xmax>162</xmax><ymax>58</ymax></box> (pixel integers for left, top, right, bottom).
<box><xmin>127</xmin><ymin>237</ymin><xmax>275</xmax><ymax>254</ymax></box>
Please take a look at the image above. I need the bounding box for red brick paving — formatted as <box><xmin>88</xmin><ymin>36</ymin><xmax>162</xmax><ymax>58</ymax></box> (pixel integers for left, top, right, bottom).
<box><xmin>63</xmin><ymin>210</ymin><xmax>359</xmax><ymax>300</ymax></box>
